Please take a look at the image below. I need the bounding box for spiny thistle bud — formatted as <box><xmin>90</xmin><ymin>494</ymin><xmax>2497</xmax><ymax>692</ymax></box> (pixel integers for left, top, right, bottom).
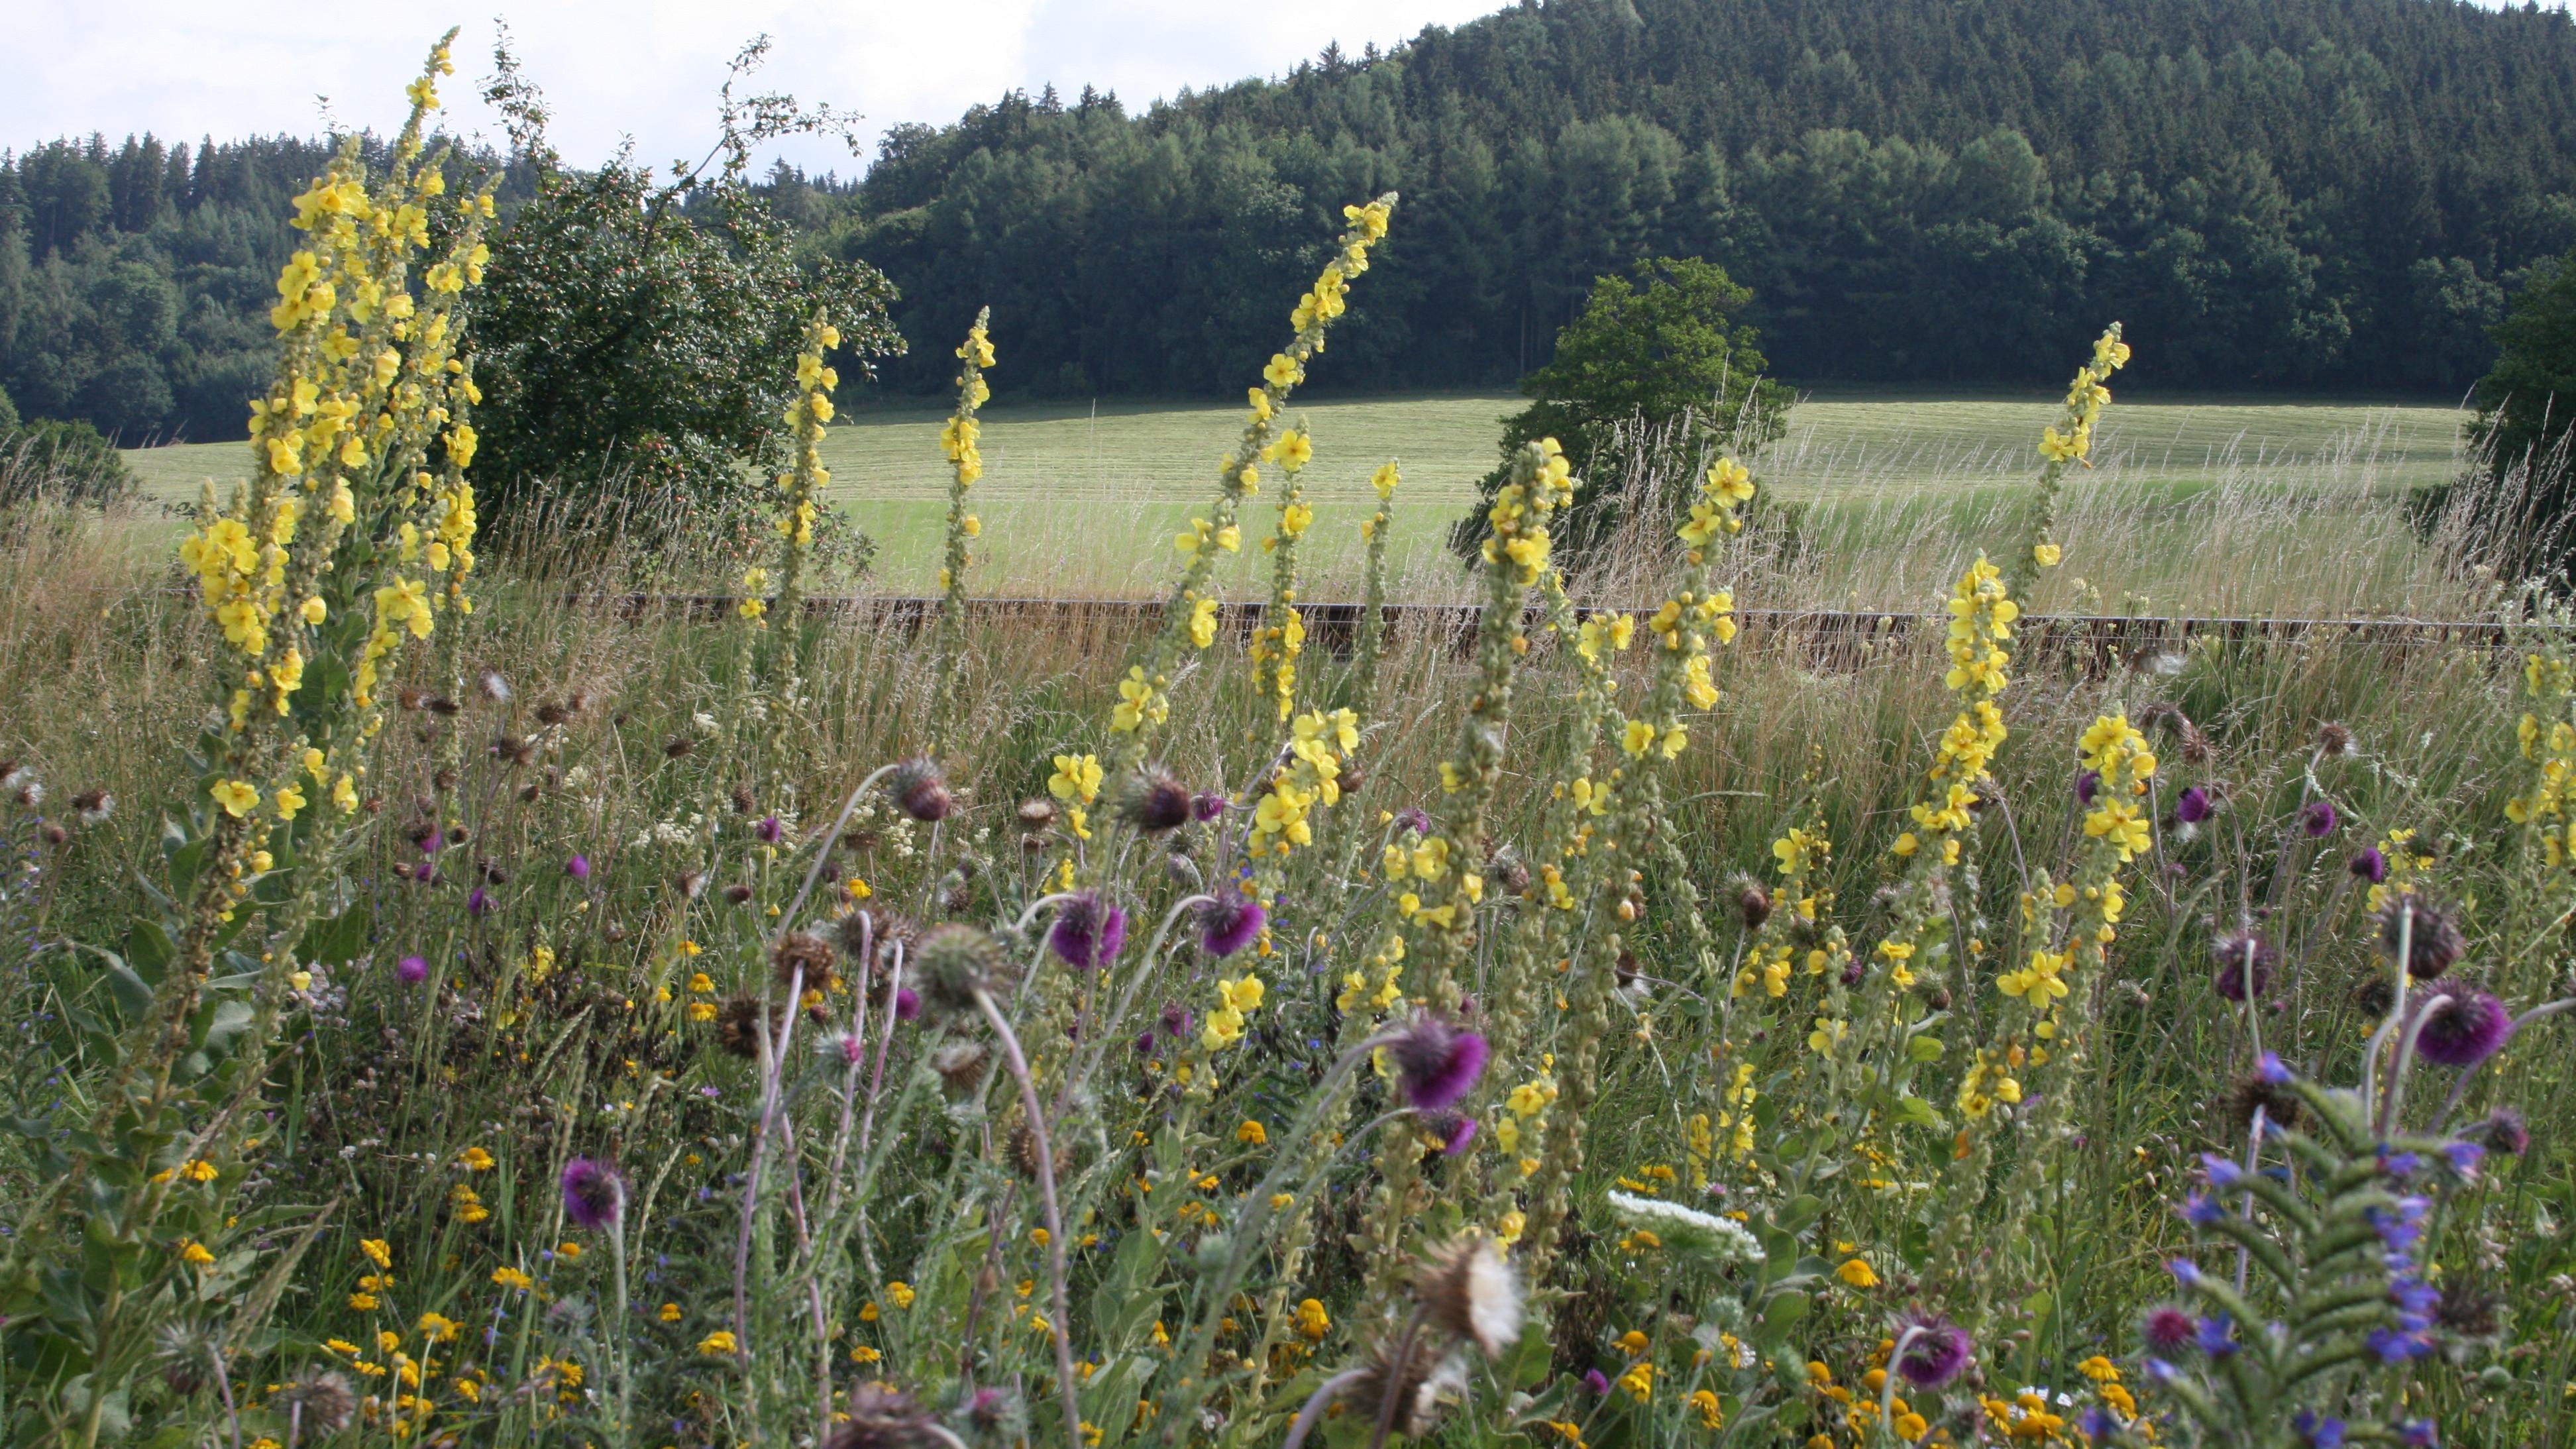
<box><xmin>663</xmin><ymin>736</ymin><xmax>695</xmax><ymax>759</ymax></box>
<box><xmin>2141</xmin><ymin>1306</ymin><xmax>2195</xmax><ymax>1354</ymax></box>
<box><xmin>716</xmin><ymin>996</ymin><xmax>774</xmax><ymax>1059</ymax></box>
<box><xmin>930</xmin><ymin>1042</ymin><xmax>991</xmax><ymax>1098</ymax></box>
<box><xmin>1487</xmin><ymin>845</ymin><xmax>1530</xmax><ymax>896</ymax></box>
<box><xmin>2469</xmin><ymin>1107</ymin><xmax>2529</xmax><ymax>1156</ymax></box>
<box><xmin>914</xmin><ymin>923</ymin><xmax>1009</xmax><ymax>1020</ymax></box>
<box><xmin>2316</xmin><ymin>721</ymin><xmax>2353</xmax><ymax>757</ymax></box>
<box><xmin>425</xmin><ymin>696</ymin><xmax>461</xmax><ymax>718</ymax></box>
<box><xmin>772</xmin><ymin>930</ymin><xmax>836</xmax><ymax>989</ymax></box>
<box><xmin>2376</xmin><ymin>893</ymin><xmax>2465</xmax><ymax>979</ymax></box>
<box><xmin>2224</xmin><ymin>1071</ymin><xmax>2302</xmax><ymax>1132</ymax></box>
<box><xmin>2302</xmin><ymin>799</ymin><xmax>2338</xmax><ymax>837</ymax></box>
<box><xmin>1386</xmin><ymin>1014</ymin><xmax>1489</xmax><ymax>1110</ymax></box>
<box><xmin>1349</xmin><ymin>1340</ymin><xmax>1468</xmax><ymax>1440</ymax></box>
<box><xmin>889</xmin><ymin>759</ymin><xmax>954</xmax><ymax>822</ymax></box>
<box><xmin>2142</xmin><ymin>702</ymin><xmax>2213</xmax><ymax>765</ymax></box>
<box><xmin>276</xmin><ymin>1370</ymin><xmax>358</xmax><ymax>1434</ymax></box>
<box><xmin>820</xmin><ymin>1384</ymin><xmax>944</xmax><ymax>1449</ymax></box>
<box><xmin>723</xmin><ymin>883</ymin><xmax>754</xmax><ymax>906</ymax></box>
<box><xmin>1116</xmin><ymin>766</ymin><xmax>1195</xmax><ymax>833</ymax></box>
<box><xmin>1735</xmin><ymin>879</ymin><xmax>1772</xmax><ymax>930</ymax></box>
<box><xmin>1016</xmin><ymin>798</ymin><xmax>1057</xmax><ymax>830</ymax></box>
<box><xmin>1413</xmin><ymin>1236</ymin><xmax>1523</xmax><ymax>1358</ymax></box>
<box><xmin>1006</xmin><ymin>1120</ymin><xmax>1066</xmax><ymax>1181</ymax></box>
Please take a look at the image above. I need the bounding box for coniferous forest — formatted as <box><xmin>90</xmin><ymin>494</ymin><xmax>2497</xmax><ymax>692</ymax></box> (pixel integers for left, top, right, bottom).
<box><xmin>9</xmin><ymin>0</ymin><xmax>2576</xmax><ymax>441</ymax></box>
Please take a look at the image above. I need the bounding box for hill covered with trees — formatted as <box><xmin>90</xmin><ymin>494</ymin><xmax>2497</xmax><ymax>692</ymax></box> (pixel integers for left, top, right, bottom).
<box><xmin>9</xmin><ymin>0</ymin><xmax>2576</xmax><ymax>443</ymax></box>
<box><xmin>822</xmin><ymin>0</ymin><xmax>2576</xmax><ymax>398</ymax></box>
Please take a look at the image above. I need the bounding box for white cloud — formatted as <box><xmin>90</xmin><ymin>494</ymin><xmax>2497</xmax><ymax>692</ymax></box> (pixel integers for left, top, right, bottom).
<box><xmin>3</xmin><ymin>1</ymin><xmax>1501</xmax><ymax>175</ymax></box>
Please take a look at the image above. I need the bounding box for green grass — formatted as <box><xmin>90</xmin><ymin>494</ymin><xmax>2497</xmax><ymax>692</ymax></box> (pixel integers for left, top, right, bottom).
<box><xmin>121</xmin><ymin>388</ymin><xmax>2471</xmax><ymax>601</ymax></box>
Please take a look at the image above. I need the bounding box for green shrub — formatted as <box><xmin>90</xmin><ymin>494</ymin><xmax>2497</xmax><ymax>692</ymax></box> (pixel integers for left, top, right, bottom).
<box><xmin>0</xmin><ymin>416</ymin><xmax>136</xmax><ymax>508</ymax></box>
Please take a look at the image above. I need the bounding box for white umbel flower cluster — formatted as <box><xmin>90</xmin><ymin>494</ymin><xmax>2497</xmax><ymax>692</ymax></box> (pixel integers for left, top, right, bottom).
<box><xmin>1605</xmin><ymin>1190</ymin><xmax>1763</xmax><ymax>1262</ymax></box>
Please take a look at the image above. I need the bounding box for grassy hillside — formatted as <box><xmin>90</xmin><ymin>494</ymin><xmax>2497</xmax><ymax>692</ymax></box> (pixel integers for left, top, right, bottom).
<box><xmin>125</xmin><ymin>389</ymin><xmax>2469</xmax><ymax>610</ymax></box>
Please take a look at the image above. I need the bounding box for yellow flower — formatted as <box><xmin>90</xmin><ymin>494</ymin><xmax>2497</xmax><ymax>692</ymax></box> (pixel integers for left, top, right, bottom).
<box><xmin>1236</xmin><ymin>1119</ymin><xmax>1267</xmax><ymax>1146</ymax></box>
<box><xmin>274</xmin><ymin>783</ymin><xmax>307</xmax><ymax>820</ymax></box>
<box><xmin>211</xmin><ymin>779</ymin><xmax>260</xmax><ymax>817</ymax></box>
<box><xmin>2032</xmin><ymin>541</ymin><xmax>2063</xmax><ymax>568</ymax></box>
<box><xmin>460</xmin><ymin>1147</ymin><xmax>494</xmax><ymax>1171</ymax></box>
<box><xmin>1689</xmin><ymin>1388</ymin><xmax>1725</xmax><ymax>1429</ymax></box>
<box><xmin>886</xmin><ymin>1281</ymin><xmax>917</xmax><ymax>1309</ymax></box>
<box><xmin>360</xmin><ymin>1238</ymin><xmax>393</xmax><ymax>1269</ymax></box>
<box><xmin>491</xmin><ymin>1266</ymin><xmax>534</xmax><ymax>1291</ymax></box>
<box><xmin>1835</xmin><ymin>1257</ymin><xmax>1880</xmax><ymax>1289</ymax></box>
<box><xmin>1621</xmin><ymin>720</ymin><xmax>1657</xmax><ymax>756</ymax></box>
<box><xmin>659</xmin><ymin>1303</ymin><xmax>682</xmax><ymax>1322</ymax></box>
<box><xmin>1049</xmin><ymin>753</ymin><xmax>1104</xmax><ymax>804</ymax></box>
<box><xmin>698</xmin><ymin>1330</ymin><xmax>739</xmax><ymax>1356</ymax></box>
<box><xmin>180</xmin><ymin>1240</ymin><xmax>216</xmax><ymax>1267</ymax></box>
<box><xmin>1266</xmin><ymin>429</ymin><xmax>1313</xmax><ymax>472</ymax></box>
<box><xmin>1189</xmin><ymin>597</ymin><xmax>1220</xmax><ymax>649</ymax></box>
<box><xmin>1295</xmin><ymin>1298</ymin><xmax>1330</xmax><ymax>1340</ymax></box>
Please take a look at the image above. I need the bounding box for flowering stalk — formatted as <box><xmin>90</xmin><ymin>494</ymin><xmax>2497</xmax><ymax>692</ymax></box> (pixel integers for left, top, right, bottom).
<box><xmin>1250</xmin><ymin>425</ymin><xmax>1316</xmax><ymax>720</ymax></box>
<box><xmin>2010</xmin><ymin>322</ymin><xmax>2129</xmax><ymax>598</ymax></box>
<box><xmin>1108</xmin><ymin>195</ymin><xmax>1395</xmax><ymax>765</ymax></box>
<box><xmin>932</xmin><ymin>309</ymin><xmax>994</xmax><ymax>738</ymax></box>
<box><xmin>1351</xmin><ymin>460</ymin><xmax>1401</xmax><ymax>720</ymax></box>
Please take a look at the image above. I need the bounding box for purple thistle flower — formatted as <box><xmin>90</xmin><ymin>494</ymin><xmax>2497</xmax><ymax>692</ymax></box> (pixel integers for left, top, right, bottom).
<box><xmin>466</xmin><ymin>886</ymin><xmax>492</xmax><ymax>916</ymax></box>
<box><xmin>560</xmin><ymin>1157</ymin><xmax>623</xmax><ymax>1230</ymax></box>
<box><xmin>2212</xmin><ymin>930</ymin><xmax>2275</xmax><ymax>1001</ymax></box>
<box><xmin>2472</xmin><ymin>1107</ymin><xmax>2529</xmax><ymax>1156</ymax></box>
<box><xmin>2075</xmin><ymin>769</ymin><xmax>2101</xmax><ymax>804</ymax></box>
<box><xmin>1422</xmin><ymin>1110</ymin><xmax>1478</xmax><ymax>1155</ymax></box>
<box><xmin>893</xmin><ymin>989</ymin><xmax>920</xmax><ymax>1022</ymax></box>
<box><xmin>566</xmin><ymin>854</ymin><xmax>591</xmax><ymax>879</ymax></box>
<box><xmin>1198</xmin><ymin>889</ymin><xmax>1265</xmax><ymax>958</ymax></box>
<box><xmin>1047</xmin><ymin>890</ymin><xmax>1128</xmax><ymax>971</ymax></box>
<box><xmin>1583</xmin><ymin>1369</ymin><xmax>1612</xmax><ymax>1396</ymax></box>
<box><xmin>2142</xmin><ymin>1306</ymin><xmax>2196</xmax><ymax>1353</ymax></box>
<box><xmin>2175</xmin><ymin>786</ymin><xmax>2213</xmax><ymax>824</ymax></box>
<box><xmin>1189</xmin><ymin>790</ymin><xmax>1228</xmax><ymax>822</ymax></box>
<box><xmin>2349</xmin><ymin>847</ymin><xmax>2387</xmax><ymax>883</ymax></box>
<box><xmin>2302</xmin><ymin>799</ymin><xmax>2337</xmax><ymax>837</ymax></box>
<box><xmin>396</xmin><ymin>954</ymin><xmax>429</xmax><ymax>985</ymax></box>
<box><xmin>755</xmin><ymin>816</ymin><xmax>783</xmax><ymax>845</ymax></box>
<box><xmin>1892</xmin><ymin>1313</ymin><xmax>1972</xmax><ymax>1387</ymax></box>
<box><xmin>1393</xmin><ymin>807</ymin><xmax>1432</xmax><ymax>837</ymax></box>
<box><xmin>2413</xmin><ymin>991</ymin><xmax>2514</xmax><ymax>1067</ymax></box>
<box><xmin>1159</xmin><ymin>1002</ymin><xmax>1195</xmax><ymax>1038</ymax></box>
<box><xmin>1386</xmin><ymin>1014</ymin><xmax>1488</xmax><ymax>1110</ymax></box>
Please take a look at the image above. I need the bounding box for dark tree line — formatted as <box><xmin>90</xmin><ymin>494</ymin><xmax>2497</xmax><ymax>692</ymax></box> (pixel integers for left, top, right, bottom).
<box><xmin>11</xmin><ymin>0</ymin><xmax>2576</xmax><ymax>446</ymax></box>
<box><xmin>810</xmin><ymin>0</ymin><xmax>2576</xmax><ymax>399</ymax></box>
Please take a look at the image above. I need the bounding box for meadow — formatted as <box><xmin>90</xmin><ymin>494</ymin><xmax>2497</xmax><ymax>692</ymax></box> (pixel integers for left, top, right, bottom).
<box><xmin>11</xmin><ymin>50</ymin><xmax>2573</xmax><ymax>1449</ymax></box>
<box><xmin>122</xmin><ymin>389</ymin><xmax>2472</xmax><ymax>614</ymax></box>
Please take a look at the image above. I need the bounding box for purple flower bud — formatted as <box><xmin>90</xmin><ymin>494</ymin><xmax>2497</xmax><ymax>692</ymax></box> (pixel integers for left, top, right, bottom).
<box><xmin>1393</xmin><ymin>807</ymin><xmax>1433</xmax><ymax>837</ymax></box>
<box><xmin>2195</xmin><ymin>1314</ymin><xmax>2238</xmax><ymax>1357</ymax></box>
<box><xmin>755</xmin><ymin>816</ymin><xmax>783</xmax><ymax>845</ymax></box>
<box><xmin>1190</xmin><ymin>791</ymin><xmax>1228</xmax><ymax>822</ymax></box>
<box><xmin>467</xmin><ymin>886</ymin><xmax>492</xmax><ymax>916</ymax></box>
<box><xmin>1892</xmin><ymin>1313</ymin><xmax>1972</xmax><ymax>1387</ymax></box>
<box><xmin>2142</xmin><ymin>1306</ymin><xmax>2196</xmax><ymax>1352</ymax></box>
<box><xmin>2413</xmin><ymin>991</ymin><xmax>2514</xmax><ymax>1067</ymax></box>
<box><xmin>2257</xmin><ymin>1051</ymin><xmax>2292</xmax><ymax>1084</ymax></box>
<box><xmin>2167</xmin><ymin>1258</ymin><xmax>2201</xmax><ymax>1287</ymax></box>
<box><xmin>1386</xmin><ymin>1015</ymin><xmax>1488</xmax><ymax>1110</ymax></box>
<box><xmin>397</xmin><ymin>954</ymin><xmax>429</xmax><ymax>985</ymax></box>
<box><xmin>894</xmin><ymin>989</ymin><xmax>920</xmax><ymax>1021</ymax></box>
<box><xmin>1584</xmin><ymin>1369</ymin><xmax>1612</xmax><ymax>1396</ymax></box>
<box><xmin>561</xmin><ymin>1157</ymin><xmax>623</xmax><ymax>1229</ymax></box>
<box><xmin>2349</xmin><ymin>847</ymin><xmax>2387</xmax><ymax>883</ymax></box>
<box><xmin>2175</xmin><ymin>786</ymin><xmax>2213</xmax><ymax>824</ymax></box>
<box><xmin>566</xmin><ymin>854</ymin><xmax>591</xmax><ymax>879</ymax></box>
<box><xmin>2302</xmin><ymin>799</ymin><xmax>2337</xmax><ymax>837</ymax></box>
<box><xmin>2075</xmin><ymin>769</ymin><xmax>2101</xmax><ymax>804</ymax></box>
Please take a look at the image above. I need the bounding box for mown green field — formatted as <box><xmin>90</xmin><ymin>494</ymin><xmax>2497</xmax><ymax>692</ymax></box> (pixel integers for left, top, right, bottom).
<box><xmin>121</xmin><ymin>388</ymin><xmax>2469</xmax><ymax>600</ymax></box>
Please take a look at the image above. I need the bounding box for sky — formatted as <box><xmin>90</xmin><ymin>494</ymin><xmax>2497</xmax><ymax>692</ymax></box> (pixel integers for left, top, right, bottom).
<box><xmin>5</xmin><ymin>2</ymin><xmax>1509</xmax><ymax>177</ymax></box>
